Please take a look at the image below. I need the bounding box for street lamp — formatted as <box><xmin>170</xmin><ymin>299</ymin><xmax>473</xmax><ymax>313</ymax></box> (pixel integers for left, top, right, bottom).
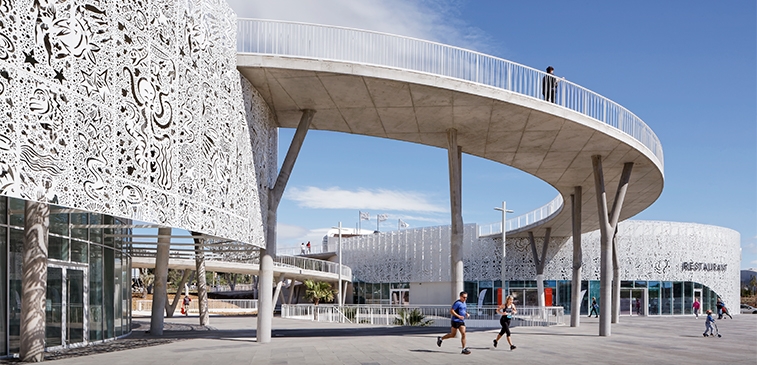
<box><xmin>494</xmin><ymin>201</ymin><xmax>513</xmax><ymax>303</ymax></box>
<box><xmin>332</xmin><ymin>222</ymin><xmax>349</xmax><ymax>311</ymax></box>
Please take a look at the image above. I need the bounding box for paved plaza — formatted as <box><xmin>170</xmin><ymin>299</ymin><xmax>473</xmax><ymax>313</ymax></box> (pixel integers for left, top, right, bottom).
<box><xmin>15</xmin><ymin>313</ymin><xmax>755</xmax><ymax>364</ymax></box>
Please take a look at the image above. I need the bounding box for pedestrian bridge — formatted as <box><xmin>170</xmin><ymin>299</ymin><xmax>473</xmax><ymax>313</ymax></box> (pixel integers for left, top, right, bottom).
<box><xmin>236</xmin><ymin>19</ymin><xmax>665</xmax><ymax>239</ymax></box>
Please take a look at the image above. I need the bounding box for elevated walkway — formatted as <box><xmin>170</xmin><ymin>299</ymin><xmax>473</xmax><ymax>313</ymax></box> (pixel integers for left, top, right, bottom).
<box><xmin>236</xmin><ymin>19</ymin><xmax>665</xmax><ymax>239</ymax></box>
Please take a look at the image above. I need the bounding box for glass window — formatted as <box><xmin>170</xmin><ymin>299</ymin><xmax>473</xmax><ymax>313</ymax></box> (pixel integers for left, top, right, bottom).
<box><xmin>8</xmin><ymin>198</ymin><xmax>24</xmax><ymax>227</ymax></box>
<box><xmin>89</xmin><ymin>245</ymin><xmax>103</xmax><ymax>341</ymax></box>
<box><xmin>0</xmin><ymin>196</ymin><xmax>6</xmax><ymax>224</ymax></box>
<box><xmin>648</xmin><ymin>281</ymin><xmax>660</xmax><ymax>315</ymax></box>
<box><xmin>104</xmin><ymin>247</ymin><xmax>114</xmax><ymax>339</ymax></box>
<box><xmin>0</xmin><ymin>226</ymin><xmax>6</xmax><ymax>356</ymax></box>
<box><xmin>46</xmin><ymin>267</ymin><xmax>63</xmax><ymax>347</ymax></box>
<box><xmin>673</xmin><ymin>282</ymin><xmax>683</xmax><ymax>315</ymax></box>
<box><xmin>71</xmin><ymin>239</ymin><xmax>88</xmax><ymax>263</ymax></box>
<box><xmin>8</xmin><ymin>228</ymin><xmax>23</xmax><ymax>353</ymax></box>
<box><xmin>115</xmin><ymin>252</ymin><xmax>122</xmax><ymax>336</ymax></box>
<box><xmin>70</xmin><ymin>213</ymin><xmax>88</xmax><ymax>240</ymax></box>
<box><xmin>464</xmin><ymin>281</ymin><xmax>478</xmax><ymax>304</ymax></box>
<box><xmin>684</xmin><ymin>282</ymin><xmax>693</xmax><ymax>314</ymax></box>
<box><xmin>661</xmin><ymin>281</ymin><xmax>672</xmax><ymax>315</ymax></box>
<box><xmin>49</xmin><ymin>209</ymin><xmax>69</xmax><ymax>235</ymax></box>
<box><xmin>48</xmin><ymin>235</ymin><xmax>69</xmax><ymax>261</ymax></box>
<box><xmin>634</xmin><ymin>281</ymin><xmax>647</xmax><ymax>288</ymax></box>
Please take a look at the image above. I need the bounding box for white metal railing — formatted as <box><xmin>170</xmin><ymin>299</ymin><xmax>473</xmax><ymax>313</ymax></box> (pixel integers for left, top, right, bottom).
<box><xmin>237</xmin><ymin>19</ymin><xmax>663</xmax><ymax>169</ymax></box>
<box><xmin>276</xmin><ymin>254</ymin><xmax>352</xmax><ymax>279</ymax></box>
<box><xmin>130</xmin><ymin>249</ymin><xmax>352</xmax><ymax>280</ymax></box>
<box><xmin>281</xmin><ymin>304</ymin><xmax>564</xmax><ymax>328</ymax></box>
<box><xmin>135</xmin><ymin>299</ymin><xmax>258</xmax><ymax>314</ymax></box>
<box><xmin>478</xmin><ymin>194</ymin><xmax>564</xmax><ymax>237</ymax></box>
<box><xmin>277</xmin><ymin>244</ymin><xmax>329</xmax><ymax>256</ymax></box>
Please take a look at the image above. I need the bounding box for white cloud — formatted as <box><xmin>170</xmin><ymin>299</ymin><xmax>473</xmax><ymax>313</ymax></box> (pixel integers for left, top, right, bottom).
<box><xmin>276</xmin><ymin>223</ymin><xmax>311</xmax><ymax>241</ymax></box>
<box><xmin>226</xmin><ymin>0</ymin><xmax>493</xmax><ymax>52</ymax></box>
<box><xmin>286</xmin><ymin>186</ymin><xmax>447</xmax><ymax>213</ymax></box>
<box><xmin>277</xmin><ymin>226</ymin><xmax>330</xmax><ymax>248</ymax></box>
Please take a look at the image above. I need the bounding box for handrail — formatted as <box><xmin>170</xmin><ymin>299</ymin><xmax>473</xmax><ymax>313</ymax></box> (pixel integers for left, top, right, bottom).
<box><xmin>478</xmin><ymin>194</ymin><xmax>564</xmax><ymax>237</ymax></box>
<box><xmin>237</xmin><ymin>18</ymin><xmax>663</xmax><ymax>169</ymax></box>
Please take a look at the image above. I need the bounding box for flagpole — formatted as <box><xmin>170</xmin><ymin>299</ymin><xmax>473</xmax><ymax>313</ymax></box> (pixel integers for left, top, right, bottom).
<box><xmin>398</xmin><ymin>219</ymin><xmax>401</xmax><ymax>230</ymax></box>
<box><xmin>358</xmin><ymin>211</ymin><xmax>361</xmax><ymax>233</ymax></box>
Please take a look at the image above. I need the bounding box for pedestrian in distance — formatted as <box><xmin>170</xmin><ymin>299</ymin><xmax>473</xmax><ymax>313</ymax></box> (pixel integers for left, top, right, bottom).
<box><xmin>182</xmin><ymin>294</ymin><xmax>191</xmax><ymax>316</ymax></box>
<box><xmin>300</xmin><ymin>242</ymin><xmax>306</xmax><ymax>255</ymax></box>
<box><xmin>692</xmin><ymin>298</ymin><xmax>701</xmax><ymax>319</ymax></box>
<box><xmin>589</xmin><ymin>297</ymin><xmax>599</xmax><ymax>318</ymax></box>
<box><xmin>306</xmin><ymin>241</ymin><xmax>311</xmax><ymax>253</ymax></box>
<box><xmin>635</xmin><ymin>298</ymin><xmax>641</xmax><ymax>315</ymax></box>
<box><xmin>703</xmin><ymin>309</ymin><xmax>715</xmax><ymax>337</ymax></box>
<box><xmin>437</xmin><ymin>291</ymin><xmax>471</xmax><ymax>355</ymax></box>
<box><xmin>493</xmin><ymin>295</ymin><xmax>517</xmax><ymax>350</ymax></box>
<box><xmin>541</xmin><ymin>66</ymin><xmax>560</xmax><ymax>103</ymax></box>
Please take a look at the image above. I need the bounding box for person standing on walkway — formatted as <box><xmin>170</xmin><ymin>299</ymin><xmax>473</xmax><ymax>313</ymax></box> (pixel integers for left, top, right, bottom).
<box><xmin>300</xmin><ymin>242</ymin><xmax>306</xmax><ymax>255</ymax></box>
<box><xmin>589</xmin><ymin>297</ymin><xmax>599</xmax><ymax>318</ymax></box>
<box><xmin>703</xmin><ymin>309</ymin><xmax>715</xmax><ymax>337</ymax></box>
<box><xmin>692</xmin><ymin>298</ymin><xmax>701</xmax><ymax>318</ymax></box>
<box><xmin>541</xmin><ymin>66</ymin><xmax>559</xmax><ymax>103</ymax></box>
<box><xmin>493</xmin><ymin>295</ymin><xmax>517</xmax><ymax>350</ymax></box>
<box><xmin>437</xmin><ymin>291</ymin><xmax>471</xmax><ymax>355</ymax></box>
<box><xmin>306</xmin><ymin>241</ymin><xmax>311</xmax><ymax>253</ymax></box>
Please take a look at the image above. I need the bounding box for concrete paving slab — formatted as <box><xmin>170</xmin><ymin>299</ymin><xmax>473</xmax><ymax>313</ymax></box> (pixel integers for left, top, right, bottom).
<box><xmin>17</xmin><ymin>314</ymin><xmax>755</xmax><ymax>365</ymax></box>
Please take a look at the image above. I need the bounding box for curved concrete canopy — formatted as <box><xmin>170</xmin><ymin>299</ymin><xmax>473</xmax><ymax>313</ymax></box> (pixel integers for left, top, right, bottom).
<box><xmin>237</xmin><ymin>55</ymin><xmax>664</xmax><ymax>238</ymax></box>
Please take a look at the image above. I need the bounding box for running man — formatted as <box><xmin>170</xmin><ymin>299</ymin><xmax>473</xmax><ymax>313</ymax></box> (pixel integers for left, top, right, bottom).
<box><xmin>437</xmin><ymin>291</ymin><xmax>471</xmax><ymax>355</ymax></box>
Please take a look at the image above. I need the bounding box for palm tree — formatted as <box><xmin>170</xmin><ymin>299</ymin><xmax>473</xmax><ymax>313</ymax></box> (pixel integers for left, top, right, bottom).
<box><xmin>303</xmin><ymin>279</ymin><xmax>334</xmax><ymax>305</ymax></box>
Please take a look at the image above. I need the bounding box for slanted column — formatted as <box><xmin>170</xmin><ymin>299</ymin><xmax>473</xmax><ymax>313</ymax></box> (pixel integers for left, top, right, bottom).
<box><xmin>272</xmin><ymin>274</ymin><xmax>286</xmax><ymax>313</ymax></box>
<box><xmin>150</xmin><ymin>227</ymin><xmax>172</xmax><ymax>335</ymax></box>
<box><xmin>20</xmin><ymin>200</ymin><xmax>49</xmax><ymax>362</ymax></box>
<box><xmin>193</xmin><ymin>232</ymin><xmax>209</xmax><ymax>326</ymax></box>
<box><xmin>570</xmin><ymin>186</ymin><xmax>583</xmax><ymax>327</ymax></box>
<box><xmin>528</xmin><ymin>229</ymin><xmax>551</xmax><ymax>309</ymax></box>
<box><xmin>259</xmin><ymin>109</ymin><xmax>314</xmax><ymax>343</ymax></box>
<box><xmin>447</xmin><ymin>128</ymin><xmax>464</xmax><ymax>301</ymax></box>
<box><xmin>612</xmin><ymin>226</ymin><xmax>620</xmax><ymax>323</ymax></box>
<box><xmin>592</xmin><ymin>155</ymin><xmax>633</xmax><ymax>336</ymax></box>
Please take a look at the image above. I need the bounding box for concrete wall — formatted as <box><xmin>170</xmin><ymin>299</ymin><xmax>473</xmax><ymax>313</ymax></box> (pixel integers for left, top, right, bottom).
<box><xmin>409</xmin><ymin>282</ymin><xmax>453</xmax><ymax>305</ymax></box>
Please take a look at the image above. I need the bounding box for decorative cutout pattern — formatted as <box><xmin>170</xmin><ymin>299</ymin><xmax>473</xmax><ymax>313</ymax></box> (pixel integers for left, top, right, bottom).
<box><xmin>0</xmin><ymin>0</ymin><xmax>273</xmax><ymax>245</ymax></box>
<box><xmin>341</xmin><ymin>221</ymin><xmax>739</xmax><ymax>309</ymax></box>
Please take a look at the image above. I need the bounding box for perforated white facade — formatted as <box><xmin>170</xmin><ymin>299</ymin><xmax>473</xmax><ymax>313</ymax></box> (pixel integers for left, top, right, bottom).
<box><xmin>341</xmin><ymin>220</ymin><xmax>740</xmax><ymax>309</ymax></box>
<box><xmin>0</xmin><ymin>0</ymin><xmax>275</xmax><ymax>245</ymax></box>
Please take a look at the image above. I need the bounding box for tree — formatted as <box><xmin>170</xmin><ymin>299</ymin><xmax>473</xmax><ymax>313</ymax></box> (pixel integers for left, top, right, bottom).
<box><xmin>750</xmin><ymin>275</ymin><xmax>757</xmax><ymax>295</ymax></box>
<box><xmin>303</xmin><ymin>280</ymin><xmax>334</xmax><ymax>305</ymax></box>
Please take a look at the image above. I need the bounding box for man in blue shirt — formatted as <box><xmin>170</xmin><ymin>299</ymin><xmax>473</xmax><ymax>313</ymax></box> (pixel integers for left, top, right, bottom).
<box><xmin>436</xmin><ymin>291</ymin><xmax>471</xmax><ymax>354</ymax></box>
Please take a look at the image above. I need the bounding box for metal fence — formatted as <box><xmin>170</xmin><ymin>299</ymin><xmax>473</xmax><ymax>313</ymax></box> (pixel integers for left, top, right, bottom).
<box><xmin>237</xmin><ymin>18</ymin><xmax>663</xmax><ymax>169</ymax></box>
<box><xmin>135</xmin><ymin>299</ymin><xmax>258</xmax><ymax>315</ymax></box>
<box><xmin>281</xmin><ymin>304</ymin><xmax>564</xmax><ymax>328</ymax></box>
<box><xmin>478</xmin><ymin>194</ymin><xmax>564</xmax><ymax>237</ymax></box>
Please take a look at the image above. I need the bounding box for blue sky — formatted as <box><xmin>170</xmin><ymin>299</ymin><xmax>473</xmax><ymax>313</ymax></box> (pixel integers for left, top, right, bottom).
<box><xmin>227</xmin><ymin>1</ymin><xmax>757</xmax><ymax>269</ymax></box>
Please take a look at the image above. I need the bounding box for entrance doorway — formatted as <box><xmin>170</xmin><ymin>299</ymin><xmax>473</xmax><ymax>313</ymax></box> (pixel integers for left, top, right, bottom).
<box><xmin>47</xmin><ymin>262</ymin><xmax>88</xmax><ymax>348</ymax></box>
<box><xmin>620</xmin><ymin>288</ymin><xmax>646</xmax><ymax>316</ymax></box>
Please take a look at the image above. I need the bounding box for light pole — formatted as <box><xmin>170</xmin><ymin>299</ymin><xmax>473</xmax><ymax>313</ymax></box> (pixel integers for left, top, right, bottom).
<box><xmin>494</xmin><ymin>201</ymin><xmax>513</xmax><ymax>303</ymax></box>
<box><xmin>338</xmin><ymin>222</ymin><xmax>343</xmax><ymax>309</ymax></box>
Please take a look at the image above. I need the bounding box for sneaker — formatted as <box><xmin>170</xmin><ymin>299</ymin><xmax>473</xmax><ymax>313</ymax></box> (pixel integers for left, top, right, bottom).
<box><xmin>493</xmin><ymin>339</ymin><xmax>498</xmax><ymax>348</ymax></box>
<box><xmin>461</xmin><ymin>348</ymin><xmax>471</xmax><ymax>355</ymax></box>
<box><xmin>703</xmin><ymin>333</ymin><xmax>708</xmax><ymax>337</ymax></box>
<box><xmin>510</xmin><ymin>345</ymin><xmax>517</xmax><ymax>350</ymax></box>
<box><xmin>436</xmin><ymin>336</ymin><xmax>442</xmax><ymax>347</ymax></box>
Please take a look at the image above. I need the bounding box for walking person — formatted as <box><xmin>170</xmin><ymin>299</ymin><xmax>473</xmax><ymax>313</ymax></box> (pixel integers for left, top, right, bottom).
<box><xmin>703</xmin><ymin>309</ymin><xmax>715</xmax><ymax>337</ymax></box>
<box><xmin>588</xmin><ymin>297</ymin><xmax>599</xmax><ymax>318</ymax></box>
<box><xmin>306</xmin><ymin>241</ymin><xmax>311</xmax><ymax>253</ymax></box>
<box><xmin>716</xmin><ymin>297</ymin><xmax>725</xmax><ymax>319</ymax></box>
<box><xmin>436</xmin><ymin>291</ymin><xmax>471</xmax><ymax>355</ymax></box>
<box><xmin>493</xmin><ymin>295</ymin><xmax>517</xmax><ymax>350</ymax></box>
<box><xmin>635</xmin><ymin>298</ymin><xmax>641</xmax><ymax>315</ymax></box>
<box><xmin>182</xmin><ymin>294</ymin><xmax>191</xmax><ymax>316</ymax></box>
<box><xmin>692</xmin><ymin>298</ymin><xmax>701</xmax><ymax>318</ymax></box>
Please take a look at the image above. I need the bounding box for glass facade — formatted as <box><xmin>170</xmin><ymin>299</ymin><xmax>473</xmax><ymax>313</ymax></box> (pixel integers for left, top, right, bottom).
<box><xmin>1</xmin><ymin>197</ymin><xmax>132</xmax><ymax>357</ymax></box>
<box><xmin>352</xmin><ymin>277</ymin><xmax>722</xmax><ymax>316</ymax></box>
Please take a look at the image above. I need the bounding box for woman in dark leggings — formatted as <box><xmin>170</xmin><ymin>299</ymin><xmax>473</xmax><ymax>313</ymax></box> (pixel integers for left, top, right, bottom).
<box><xmin>493</xmin><ymin>295</ymin><xmax>517</xmax><ymax>350</ymax></box>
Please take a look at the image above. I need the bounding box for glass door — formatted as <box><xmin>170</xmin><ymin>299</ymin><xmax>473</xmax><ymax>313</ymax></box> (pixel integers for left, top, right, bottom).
<box><xmin>620</xmin><ymin>289</ymin><xmax>631</xmax><ymax>316</ymax></box>
<box><xmin>67</xmin><ymin>269</ymin><xmax>85</xmax><ymax>344</ymax></box>
<box><xmin>390</xmin><ymin>289</ymin><xmax>409</xmax><ymax>305</ymax></box>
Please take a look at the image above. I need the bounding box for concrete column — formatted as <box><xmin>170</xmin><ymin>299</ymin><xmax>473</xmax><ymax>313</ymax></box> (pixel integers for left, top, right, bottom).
<box><xmin>258</xmin><ymin>109</ymin><xmax>314</xmax><ymax>344</ymax></box>
<box><xmin>612</xmin><ymin>226</ymin><xmax>620</xmax><ymax>323</ymax></box>
<box><xmin>287</xmin><ymin>281</ymin><xmax>297</xmax><ymax>305</ymax></box>
<box><xmin>19</xmin><ymin>200</ymin><xmax>49</xmax><ymax>362</ymax></box>
<box><xmin>570</xmin><ymin>187</ymin><xmax>582</xmax><ymax>327</ymax></box>
<box><xmin>592</xmin><ymin>156</ymin><xmax>634</xmax><ymax>336</ymax></box>
<box><xmin>150</xmin><ymin>227</ymin><xmax>172</xmax><ymax>335</ymax></box>
<box><xmin>272</xmin><ymin>273</ymin><xmax>286</xmax><ymax>313</ymax></box>
<box><xmin>528</xmin><ymin>229</ymin><xmax>551</xmax><ymax>309</ymax></box>
<box><xmin>447</xmin><ymin>128</ymin><xmax>464</xmax><ymax>301</ymax></box>
<box><xmin>193</xmin><ymin>233</ymin><xmax>209</xmax><ymax>326</ymax></box>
